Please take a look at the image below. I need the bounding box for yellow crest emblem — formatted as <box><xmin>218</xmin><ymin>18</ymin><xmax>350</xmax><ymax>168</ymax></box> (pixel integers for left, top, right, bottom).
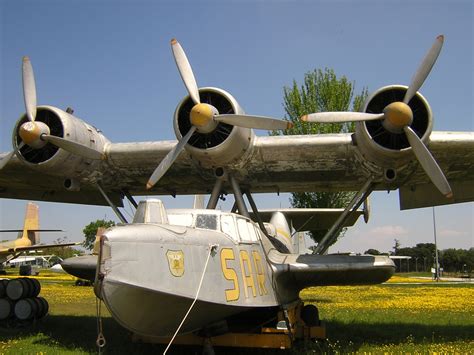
<box><xmin>166</xmin><ymin>250</ymin><xmax>185</xmax><ymax>277</ymax></box>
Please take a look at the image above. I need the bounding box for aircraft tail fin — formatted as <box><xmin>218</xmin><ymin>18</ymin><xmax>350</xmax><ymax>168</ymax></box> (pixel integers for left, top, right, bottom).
<box><xmin>193</xmin><ymin>195</ymin><xmax>205</xmax><ymax>209</ymax></box>
<box><xmin>264</xmin><ymin>212</ymin><xmax>294</xmax><ymax>253</ymax></box>
<box><xmin>22</xmin><ymin>202</ymin><xmax>40</xmax><ymax>245</ymax></box>
<box><xmin>93</xmin><ymin>227</ymin><xmax>106</xmax><ymax>255</ymax></box>
<box><xmin>292</xmin><ymin>231</ymin><xmax>311</xmax><ymax>254</ymax></box>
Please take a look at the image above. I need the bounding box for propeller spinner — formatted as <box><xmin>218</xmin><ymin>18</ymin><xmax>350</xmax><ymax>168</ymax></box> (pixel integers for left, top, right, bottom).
<box><xmin>301</xmin><ymin>35</ymin><xmax>452</xmax><ymax>198</ymax></box>
<box><xmin>146</xmin><ymin>39</ymin><xmax>293</xmax><ymax>189</ymax></box>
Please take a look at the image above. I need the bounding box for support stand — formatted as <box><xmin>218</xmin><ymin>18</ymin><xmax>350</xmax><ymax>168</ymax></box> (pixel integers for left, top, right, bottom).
<box><xmin>132</xmin><ymin>300</ymin><xmax>325</xmax><ymax>350</ymax></box>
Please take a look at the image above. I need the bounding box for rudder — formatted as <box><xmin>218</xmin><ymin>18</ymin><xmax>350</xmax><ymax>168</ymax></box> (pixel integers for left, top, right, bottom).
<box><xmin>22</xmin><ymin>202</ymin><xmax>40</xmax><ymax>245</ymax></box>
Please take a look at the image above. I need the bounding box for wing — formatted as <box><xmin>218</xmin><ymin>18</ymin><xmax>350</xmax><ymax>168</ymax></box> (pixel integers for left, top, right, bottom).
<box><xmin>2</xmin><ymin>37</ymin><xmax>473</xmax><ymax>210</ymax></box>
<box><xmin>106</xmin><ymin>133</ymin><xmax>365</xmax><ymax>194</ymax></box>
<box><xmin>249</xmin><ymin>208</ymin><xmax>364</xmax><ymax>231</ymax></box>
<box><xmin>271</xmin><ymin>253</ymin><xmax>395</xmax><ymax>291</ymax></box>
<box><xmin>398</xmin><ymin>132</ymin><xmax>474</xmax><ymax>209</ymax></box>
<box><xmin>1</xmin><ymin>131</ymin><xmax>473</xmax><ymax>208</ymax></box>
<box><xmin>0</xmin><ymin>242</ymin><xmax>78</xmax><ymax>257</ymax></box>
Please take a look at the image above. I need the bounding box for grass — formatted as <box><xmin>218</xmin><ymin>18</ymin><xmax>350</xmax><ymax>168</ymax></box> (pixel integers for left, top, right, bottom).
<box><xmin>0</xmin><ymin>270</ymin><xmax>473</xmax><ymax>354</ymax></box>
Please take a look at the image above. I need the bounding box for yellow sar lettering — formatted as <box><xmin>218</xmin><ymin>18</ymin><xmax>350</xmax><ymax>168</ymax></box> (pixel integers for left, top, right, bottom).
<box><xmin>239</xmin><ymin>250</ymin><xmax>257</xmax><ymax>298</ymax></box>
<box><xmin>252</xmin><ymin>250</ymin><xmax>267</xmax><ymax>295</ymax></box>
<box><xmin>220</xmin><ymin>248</ymin><xmax>239</xmax><ymax>302</ymax></box>
<box><xmin>220</xmin><ymin>248</ymin><xmax>267</xmax><ymax>301</ymax></box>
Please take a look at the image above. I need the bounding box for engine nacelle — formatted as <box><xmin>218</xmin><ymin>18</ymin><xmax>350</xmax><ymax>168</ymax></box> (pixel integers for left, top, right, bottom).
<box><xmin>354</xmin><ymin>85</ymin><xmax>433</xmax><ymax>180</ymax></box>
<box><xmin>12</xmin><ymin>105</ymin><xmax>110</xmax><ymax>179</ymax></box>
<box><xmin>173</xmin><ymin>87</ymin><xmax>255</xmax><ymax>170</ymax></box>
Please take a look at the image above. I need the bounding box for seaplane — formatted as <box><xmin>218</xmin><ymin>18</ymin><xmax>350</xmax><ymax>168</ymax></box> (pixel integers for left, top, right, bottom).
<box><xmin>1</xmin><ymin>33</ymin><xmax>473</xmax><ymax>350</ymax></box>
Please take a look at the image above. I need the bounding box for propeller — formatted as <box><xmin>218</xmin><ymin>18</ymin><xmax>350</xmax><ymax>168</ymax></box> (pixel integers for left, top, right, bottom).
<box><xmin>40</xmin><ymin>134</ymin><xmax>105</xmax><ymax>160</ymax></box>
<box><xmin>0</xmin><ymin>57</ymin><xmax>104</xmax><ymax>171</ymax></box>
<box><xmin>300</xmin><ymin>35</ymin><xmax>452</xmax><ymax>198</ymax></box>
<box><xmin>146</xmin><ymin>39</ymin><xmax>292</xmax><ymax>189</ymax></box>
<box><xmin>0</xmin><ymin>57</ymin><xmax>41</xmax><ymax>170</ymax></box>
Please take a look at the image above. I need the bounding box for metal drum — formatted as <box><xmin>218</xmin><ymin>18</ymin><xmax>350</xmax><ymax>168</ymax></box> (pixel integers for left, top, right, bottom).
<box><xmin>6</xmin><ymin>278</ymin><xmax>33</xmax><ymax>300</ymax></box>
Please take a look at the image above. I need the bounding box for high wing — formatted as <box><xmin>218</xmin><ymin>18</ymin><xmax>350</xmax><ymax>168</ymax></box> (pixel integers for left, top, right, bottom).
<box><xmin>1</xmin><ymin>131</ymin><xmax>473</xmax><ymax>209</ymax></box>
<box><xmin>1</xmin><ymin>36</ymin><xmax>473</xmax><ymax>210</ymax></box>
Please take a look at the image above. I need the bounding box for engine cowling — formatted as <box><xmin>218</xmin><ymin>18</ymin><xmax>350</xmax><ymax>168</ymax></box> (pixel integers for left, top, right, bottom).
<box><xmin>173</xmin><ymin>87</ymin><xmax>255</xmax><ymax>170</ymax></box>
<box><xmin>354</xmin><ymin>85</ymin><xmax>433</xmax><ymax>180</ymax></box>
<box><xmin>12</xmin><ymin>106</ymin><xmax>110</xmax><ymax>182</ymax></box>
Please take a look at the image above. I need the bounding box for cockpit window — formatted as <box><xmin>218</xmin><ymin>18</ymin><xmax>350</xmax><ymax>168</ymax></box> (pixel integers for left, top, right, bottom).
<box><xmin>221</xmin><ymin>215</ymin><xmax>239</xmax><ymax>242</ymax></box>
<box><xmin>168</xmin><ymin>213</ymin><xmax>193</xmax><ymax>227</ymax></box>
<box><xmin>237</xmin><ymin>218</ymin><xmax>258</xmax><ymax>243</ymax></box>
<box><xmin>195</xmin><ymin>214</ymin><xmax>218</xmax><ymax>230</ymax></box>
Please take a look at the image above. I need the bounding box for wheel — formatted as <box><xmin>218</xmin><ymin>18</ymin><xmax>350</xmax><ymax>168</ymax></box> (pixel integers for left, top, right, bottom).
<box><xmin>301</xmin><ymin>304</ymin><xmax>320</xmax><ymax>326</ymax></box>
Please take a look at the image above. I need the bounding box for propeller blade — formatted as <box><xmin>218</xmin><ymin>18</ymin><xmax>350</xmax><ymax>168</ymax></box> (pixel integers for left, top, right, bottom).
<box><xmin>404</xmin><ymin>35</ymin><xmax>444</xmax><ymax>104</ymax></box>
<box><xmin>403</xmin><ymin>126</ymin><xmax>452</xmax><ymax>198</ymax></box>
<box><xmin>22</xmin><ymin>56</ymin><xmax>37</xmax><ymax>122</ymax></box>
<box><xmin>146</xmin><ymin>126</ymin><xmax>196</xmax><ymax>190</ymax></box>
<box><xmin>214</xmin><ymin>114</ymin><xmax>293</xmax><ymax>130</ymax></box>
<box><xmin>301</xmin><ymin>112</ymin><xmax>385</xmax><ymax>123</ymax></box>
<box><xmin>42</xmin><ymin>135</ymin><xmax>105</xmax><ymax>160</ymax></box>
<box><xmin>171</xmin><ymin>39</ymin><xmax>200</xmax><ymax>105</ymax></box>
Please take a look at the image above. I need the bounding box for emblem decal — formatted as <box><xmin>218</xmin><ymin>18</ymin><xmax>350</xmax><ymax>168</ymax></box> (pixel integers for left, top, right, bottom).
<box><xmin>166</xmin><ymin>250</ymin><xmax>185</xmax><ymax>277</ymax></box>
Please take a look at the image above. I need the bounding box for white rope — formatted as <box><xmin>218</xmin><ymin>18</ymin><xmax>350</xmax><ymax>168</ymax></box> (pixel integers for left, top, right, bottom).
<box><xmin>95</xmin><ymin>297</ymin><xmax>106</xmax><ymax>351</ymax></box>
<box><xmin>163</xmin><ymin>244</ymin><xmax>217</xmax><ymax>355</ymax></box>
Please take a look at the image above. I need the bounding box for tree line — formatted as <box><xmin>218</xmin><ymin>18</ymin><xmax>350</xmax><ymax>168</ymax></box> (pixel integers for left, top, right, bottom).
<box><xmin>365</xmin><ymin>242</ymin><xmax>473</xmax><ymax>274</ymax></box>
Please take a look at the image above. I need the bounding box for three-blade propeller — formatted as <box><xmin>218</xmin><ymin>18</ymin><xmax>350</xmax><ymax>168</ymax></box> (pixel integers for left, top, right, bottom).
<box><xmin>146</xmin><ymin>39</ymin><xmax>292</xmax><ymax>189</ymax></box>
<box><xmin>0</xmin><ymin>57</ymin><xmax>104</xmax><ymax>171</ymax></box>
<box><xmin>301</xmin><ymin>35</ymin><xmax>452</xmax><ymax>198</ymax></box>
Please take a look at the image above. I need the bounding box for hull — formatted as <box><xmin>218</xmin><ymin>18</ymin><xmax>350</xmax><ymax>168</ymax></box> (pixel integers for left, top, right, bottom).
<box><xmin>102</xmin><ymin>279</ymin><xmax>259</xmax><ymax>336</ymax></box>
<box><xmin>96</xmin><ymin>223</ymin><xmax>279</xmax><ymax>337</ymax></box>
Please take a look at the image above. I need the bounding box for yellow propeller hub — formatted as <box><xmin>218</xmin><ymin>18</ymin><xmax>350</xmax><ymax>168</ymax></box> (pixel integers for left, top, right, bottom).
<box><xmin>19</xmin><ymin>121</ymin><xmax>42</xmax><ymax>144</ymax></box>
<box><xmin>18</xmin><ymin>121</ymin><xmax>50</xmax><ymax>149</ymax></box>
<box><xmin>383</xmin><ymin>102</ymin><xmax>413</xmax><ymax>129</ymax></box>
<box><xmin>190</xmin><ymin>103</ymin><xmax>214</xmax><ymax>127</ymax></box>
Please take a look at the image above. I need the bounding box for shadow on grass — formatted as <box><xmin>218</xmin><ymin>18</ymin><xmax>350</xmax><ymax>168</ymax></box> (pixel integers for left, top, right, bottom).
<box><xmin>1</xmin><ymin>315</ymin><xmax>473</xmax><ymax>354</ymax></box>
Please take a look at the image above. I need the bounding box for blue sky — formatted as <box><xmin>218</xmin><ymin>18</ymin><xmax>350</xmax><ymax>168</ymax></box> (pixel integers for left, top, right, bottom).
<box><xmin>1</xmin><ymin>0</ymin><xmax>472</xmax><ymax>253</ymax></box>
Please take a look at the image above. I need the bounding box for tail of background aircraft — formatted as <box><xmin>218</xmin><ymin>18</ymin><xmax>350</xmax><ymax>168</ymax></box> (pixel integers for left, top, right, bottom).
<box><xmin>0</xmin><ymin>203</ymin><xmax>73</xmax><ymax>263</ymax></box>
<box><xmin>22</xmin><ymin>202</ymin><xmax>40</xmax><ymax>245</ymax></box>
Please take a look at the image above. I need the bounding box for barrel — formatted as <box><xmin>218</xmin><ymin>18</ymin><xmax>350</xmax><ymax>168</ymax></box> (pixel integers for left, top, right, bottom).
<box><xmin>6</xmin><ymin>278</ymin><xmax>32</xmax><ymax>300</ymax></box>
<box><xmin>0</xmin><ymin>298</ymin><xmax>13</xmax><ymax>320</ymax></box>
<box><xmin>27</xmin><ymin>278</ymin><xmax>41</xmax><ymax>297</ymax></box>
<box><xmin>0</xmin><ymin>279</ymin><xmax>7</xmax><ymax>298</ymax></box>
<box><xmin>14</xmin><ymin>298</ymin><xmax>38</xmax><ymax>320</ymax></box>
<box><xmin>34</xmin><ymin>297</ymin><xmax>49</xmax><ymax>318</ymax></box>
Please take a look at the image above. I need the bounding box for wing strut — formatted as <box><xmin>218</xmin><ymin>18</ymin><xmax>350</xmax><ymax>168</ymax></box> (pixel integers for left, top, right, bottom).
<box><xmin>229</xmin><ymin>174</ymin><xmax>250</xmax><ymax>218</ymax></box>
<box><xmin>206</xmin><ymin>175</ymin><xmax>225</xmax><ymax>209</ymax></box>
<box><xmin>244</xmin><ymin>190</ymin><xmax>268</xmax><ymax>237</ymax></box>
<box><xmin>96</xmin><ymin>182</ymin><xmax>128</xmax><ymax>224</ymax></box>
<box><xmin>122</xmin><ymin>189</ymin><xmax>139</xmax><ymax>209</ymax></box>
<box><xmin>313</xmin><ymin>178</ymin><xmax>375</xmax><ymax>255</ymax></box>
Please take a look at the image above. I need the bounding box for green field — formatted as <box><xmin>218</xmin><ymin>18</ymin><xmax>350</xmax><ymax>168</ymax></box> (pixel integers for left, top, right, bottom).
<box><xmin>1</xmin><ymin>271</ymin><xmax>473</xmax><ymax>354</ymax></box>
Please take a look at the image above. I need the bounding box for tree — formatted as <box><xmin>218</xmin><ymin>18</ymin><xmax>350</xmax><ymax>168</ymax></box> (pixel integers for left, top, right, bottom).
<box><xmin>48</xmin><ymin>236</ymin><xmax>81</xmax><ymax>260</ymax></box>
<box><xmin>82</xmin><ymin>219</ymin><xmax>115</xmax><ymax>250</ymax></box>
<box><xmin>391</xmin><ymin>239</ymin><xmax>401</xmax><ymax>255</ymax></box>
<box><xmin>364</xmin><ymin>248</ymin><xmax>381</xmax><ymax>255</ymax></box>
<box><xmin>275</xmin><ymin>68</ymin><xmax>368</xmax><ymax>246</ymax></box>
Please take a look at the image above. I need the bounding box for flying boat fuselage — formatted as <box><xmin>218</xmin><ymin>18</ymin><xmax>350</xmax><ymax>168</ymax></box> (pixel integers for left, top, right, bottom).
<box><xmin>95</xmin><ymin>211</ymin><xmax>279</xmax><ymax>337</ymax></box>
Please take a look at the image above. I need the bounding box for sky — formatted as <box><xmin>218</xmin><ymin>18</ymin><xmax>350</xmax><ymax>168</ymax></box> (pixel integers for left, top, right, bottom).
<box><xmin>0</xmin><ymin>0</ymin><xmax>473</xmax><ymax>254</ymax></box>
